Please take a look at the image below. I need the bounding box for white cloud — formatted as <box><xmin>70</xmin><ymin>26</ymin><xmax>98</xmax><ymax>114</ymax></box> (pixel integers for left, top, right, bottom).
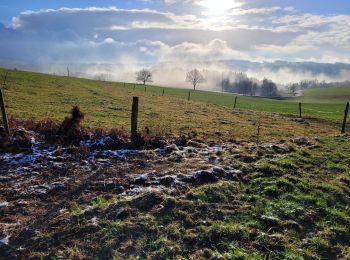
<box><xmin>0</xmin><ymin>4</ymin><xmax>350</xmax><ymax>86</ymax></box>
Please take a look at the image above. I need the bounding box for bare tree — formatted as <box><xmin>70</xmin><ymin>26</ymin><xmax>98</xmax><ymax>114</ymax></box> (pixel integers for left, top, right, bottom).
<box><xmin>136</xmin><ymin>69</ymin><xmax>153</xmax><ymax>85</ymax></box>
<box><xmin>186</xmin><ymin>69</ymin><xmax>205</xmax><ymax>91</ymax></box>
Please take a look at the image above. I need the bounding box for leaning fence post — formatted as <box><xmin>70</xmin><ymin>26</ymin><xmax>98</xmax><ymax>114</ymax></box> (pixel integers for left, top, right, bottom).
<box><xmin>341</xmin><ymin>102</ymin><xmax>349</xmax><ymax>134</ymax></box>
<box><xmin>299</xmin><ymin>102</ymin><xmax>302</xmax><ymax>118</ymax></box>
<box><xmin>234</xmin><ymin>96</ymin><xmax>238</xmax><ymax>109</ymax></box>
<box><xmin>0</xmin><ymin>88</ymin><xmax>10</xmax><ymax>137</ymax></box>
<box><xmin>188</xmin><ymin>91</ymin><xmax>191</xmax><ymax>101</ymax></box>
<box><xmin>131</xmin><ymin>97</ymin><xmax>139</xmax><ymax>145</ymax></box>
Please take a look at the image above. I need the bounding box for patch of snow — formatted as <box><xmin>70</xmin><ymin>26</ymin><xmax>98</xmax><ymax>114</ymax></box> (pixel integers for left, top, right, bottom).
<box><xmin>0</xmin><ymin>202</ymin><xmax>9</xmax><ymax>209</ymax></box>
<box><xmin>0</xmin><ymin>235</ymin><xmax>10</xmax><ymax>245</ymax></box>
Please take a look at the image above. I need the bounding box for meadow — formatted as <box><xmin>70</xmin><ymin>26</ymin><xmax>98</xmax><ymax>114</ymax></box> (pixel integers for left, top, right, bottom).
<box><xmin>0</xmin><ymin>68</ymin><xmax>348</xmax><ymax>142</ymax></box>
<box><xmin>1</xmin><ymin>68</ymin><xmax>350</xmax><ymax>259</ymax></box>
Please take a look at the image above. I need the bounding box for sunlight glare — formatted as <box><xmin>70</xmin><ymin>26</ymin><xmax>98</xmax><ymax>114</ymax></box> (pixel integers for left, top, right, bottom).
<box><xmin>198</xmin><ymin>0</ymin><xmax>241</xmax><ymax>16</ymax></box>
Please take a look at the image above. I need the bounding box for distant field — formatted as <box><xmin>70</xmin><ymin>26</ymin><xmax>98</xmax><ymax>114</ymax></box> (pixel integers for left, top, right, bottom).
<box><xmin>0</xmin><ymin>68</ymin><xmax>347</xmax><ymax>141</ymax></box>
<box><xmin>295</xmin><ymin>86</ymin><xmax>350</xmax><ymax>103</ymax></box>
<box><xmin>128</xmin><ymin>83</ymin><xmax>349</xmax><ymax>122</ymax></box>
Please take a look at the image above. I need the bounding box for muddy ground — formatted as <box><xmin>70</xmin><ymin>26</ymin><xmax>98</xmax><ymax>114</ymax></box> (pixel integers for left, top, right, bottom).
<box><xmin>0</xmin><ymin>125</ymin><xmax>316</xmax><ymax>259</ymax></box>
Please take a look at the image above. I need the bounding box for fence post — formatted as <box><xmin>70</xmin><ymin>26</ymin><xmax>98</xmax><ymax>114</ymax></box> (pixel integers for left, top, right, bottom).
<box><xmin>144</xmin><ymin>86</ymin><xmax>146</xmax><ymax>92</ymax></box>
<box><xmin>234</xmin><ymin>96</ymin><xmax>238</xmax><ymax>109</ymax></box>
<box><xmin>131</xmin><ymin>97</ymin><xmax>139</xmax><ymax>145</ymax></box>
<box><xmin>299</xmin><ymin>102</ymin><xmax>302</xmax><ymax>118</ymax></box>
<box><xmin>162</xmin><ymin>88</ymin><xmax>165</xmax><ymax>96</ymax></box>
<box><xmin>341</xmin><ymin>102</ymin><xmax>349</xmax><ymax>134</ymax></box>
<box><xmin>188</xmin><ymin>91</ymin><xmax>191</xmax><ymax>101</ymax></box>
<box><xmin>133</xmin><ymin>84</ymin><xmax>136</xmax><ymax>90</ymax></box>
<box><xmin>0</xmin><ymin>88</ymin><xmax>10</xmax><ymax>137</ymax></box>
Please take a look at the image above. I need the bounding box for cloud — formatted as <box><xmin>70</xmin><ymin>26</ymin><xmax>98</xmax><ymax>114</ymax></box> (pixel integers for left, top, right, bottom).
<box><xmin>0</xmin><ymin>4</ymin><xmax>349</xmax><ymax>86</ymax></box>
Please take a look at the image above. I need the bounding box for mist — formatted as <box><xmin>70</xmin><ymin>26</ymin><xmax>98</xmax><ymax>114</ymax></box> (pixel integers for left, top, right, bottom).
<box><xmin>1</xmin><ymin>59</ymin><xmax>350</xmax><ymax>91</ymax></box>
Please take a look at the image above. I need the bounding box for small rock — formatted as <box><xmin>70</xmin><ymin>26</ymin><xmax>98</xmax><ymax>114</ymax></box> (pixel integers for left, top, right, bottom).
<box><xmin>134</xmin><ymin>174</ymin><xmax>148</xmax><ymax>185</ymax></box>
<box><xmin>158</xmin><ymin>175</ymin><xmax>176</xmax><ymax>186</ymax></box>
<box><xmin>293</xmin><ymin>137</ymin><xmax>312</xmax><ymax>146</ymax></box>
<box><xmin>225</xmin><ymin>169</ymin><xmax>243</xmax><ymax>180</ymax></box>
<box><xmin>164</xmin><ymin>144</ymin><xmax>179</xmax><ymax>153</ymax></box>
<box><xmin>271</xmin><ymin>145</ymin><xmax>288</xmax><ymax>154</ymax></box>
<box><xmin>194</xmin><ymin>170</ymin><xmax>218</xmax><ymax>185</ymax></box>
<box><xmin>294</xmin><ymin>118</ymin><xmax>310</xmax><ymax>126</ymax></box>
<box><xmin>50</xmin><ymin>182</ymin><xmax>65</xmax><ymax>191</ymax></box>
<box><xmin>212</xmin><ymin>167</ymin><xmax>226</xmax><ymax>177</ymax></box>
<box><xmin>177</xmin><ymin>174</ymin><xmax>195</xmax><ymax>183</ymax></box>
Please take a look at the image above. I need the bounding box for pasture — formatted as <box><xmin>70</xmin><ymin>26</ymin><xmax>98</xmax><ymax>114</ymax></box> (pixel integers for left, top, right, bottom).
<box><xmin>0</xmin><ymin>68</ymin><xmax>348</xmax><ymax>142</ymax></box>
<box><xmin>1</xmin><ymin>68</ymin><xmax>350</xmax><ymax>259</ymax></box>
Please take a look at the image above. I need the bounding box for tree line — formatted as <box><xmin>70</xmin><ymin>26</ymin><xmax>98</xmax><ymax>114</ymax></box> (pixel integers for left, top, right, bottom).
<box><xmin>221</xmin><ymin>72</ymin><xmax>278</xmax><ymax>97</ymax></box>
<box><xmin>135</xmin><ymin>69</ymin><xmax>279</xmax><ymax>96</ymax></box>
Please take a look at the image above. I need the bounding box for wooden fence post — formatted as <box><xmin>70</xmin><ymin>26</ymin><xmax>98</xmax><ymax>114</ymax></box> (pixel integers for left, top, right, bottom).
<box><xmin>144</xmin><ymin>86</ymin><xmax>146</xmax><ymax>92</ymax></box>
<box><xmin>0</xmin><ymin>88</ymin><xmax>10</xmax><ymax>137</ymax></box>
<box><xmin>188</xmin><ymin>91</ymin><xmax>191</xmax><ymax>101</ymax></box>
<box><xmin>341</xmin><ymin>102</ymin><xmax>349</xmax><ymax>134</ymax></box>
<box><xmin>299</xmin><ymin>102</ymin><xmax>302</xmax><ymax>118</ymax></box>
<box><xmin>234</xmin><ymin>96</ymin><xmax>238</xmax><ymax>109</ymax></box>
<box><xmin>162</xmin><ymin>88</ymin><xmax>165</xmax><ymax>96</ymax></box>
<box><xmin>131</xmin><ymin>97</ymin><xmax>139</xmax><ymax>145</ymax></box>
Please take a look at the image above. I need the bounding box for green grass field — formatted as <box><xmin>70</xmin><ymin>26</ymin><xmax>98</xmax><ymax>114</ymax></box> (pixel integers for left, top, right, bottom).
<box><xmin>136</xmin><ymin>85</ymin><xmax>350</xmax><ymax>122</ymax></box>
<box><xmin>296</xmin><ymin>86</ymin><xmax>350</xmax><ymax>103</ymax></box>
<box><xmin>0</xmin><ymin>68</ymin><xmax>348</xmax><ymax>140</ymax></box>
<box><xmin>1</xmin><ymin>68</ymin><xmax>350</xmax><ymax>259</ymax></box>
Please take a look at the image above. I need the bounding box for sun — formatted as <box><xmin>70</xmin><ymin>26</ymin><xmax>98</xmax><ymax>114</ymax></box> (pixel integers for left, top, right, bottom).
<box><xmin>197</xmin><ymin>0</ymin><xmax>241</xmax><ymax>16</ymax></box>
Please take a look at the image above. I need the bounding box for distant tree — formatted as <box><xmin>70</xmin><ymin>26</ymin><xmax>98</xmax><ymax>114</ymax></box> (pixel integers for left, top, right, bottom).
<box><xmin>288</xmin><ymin>84</ymin><xmax>298</xmax><ymax>96</ymax></box>
<box><xmin>261</xmin><ymin>78</ymin><xmax>278</xmax><ymax>96</ymax></box>
<box><xmin>250</xmin><ymin>82</ymin><xmax>258</xmax><ymax>96</ymax></box>
<box><xmin>136</xmin><ymin>69</ymin><xmax>153</xmax><ymax>85</ymax></box>
<box><xmin>186</xmin><ymin>69</ymin><xmax>205</xmax><ymax>91</ymax></box>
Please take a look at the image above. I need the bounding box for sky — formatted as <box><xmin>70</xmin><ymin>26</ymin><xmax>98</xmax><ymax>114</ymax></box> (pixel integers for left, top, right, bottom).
<box><xmin>0</xmin><ymin>0</ymin><xmax>350</xmax><ymax>85</ymax></box>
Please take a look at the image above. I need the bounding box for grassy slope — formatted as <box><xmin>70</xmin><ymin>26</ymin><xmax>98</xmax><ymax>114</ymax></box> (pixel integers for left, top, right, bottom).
<box><xmin>1</xmin><ymin>69</ymin><xmax>350</xmax><ymax>259</ymax></box>
<box><xmin>130</xmin><ymin>85</ymin><xmax>350</xmax><ymax>122</ymax></box>
<box><xmin>1</xmin><ymin>68</ymin><xmax>349</xmax><ymax>125</ymax></box>
<box><xmin>0</xmin><ymin>68</ymin><xmax>347</xmax><ymax>142</ymax></box>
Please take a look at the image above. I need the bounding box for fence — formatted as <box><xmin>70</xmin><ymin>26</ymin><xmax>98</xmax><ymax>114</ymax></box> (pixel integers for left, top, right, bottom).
<box><xmin>0</xmin><ymin>82</ymin><xmax>349</xmax><ymax>140</ymax></box>
<box><xmin>126</xmin><ymin>84</ymin><xmax>349</xmax><ymax>134</ymax></box>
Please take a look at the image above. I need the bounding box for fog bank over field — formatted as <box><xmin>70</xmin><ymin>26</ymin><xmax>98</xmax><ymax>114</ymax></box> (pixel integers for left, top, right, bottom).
<box><xmin>2</xmin><ymin>59</ymin><xmax>350</xmax><ymax>91</ymax></box>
